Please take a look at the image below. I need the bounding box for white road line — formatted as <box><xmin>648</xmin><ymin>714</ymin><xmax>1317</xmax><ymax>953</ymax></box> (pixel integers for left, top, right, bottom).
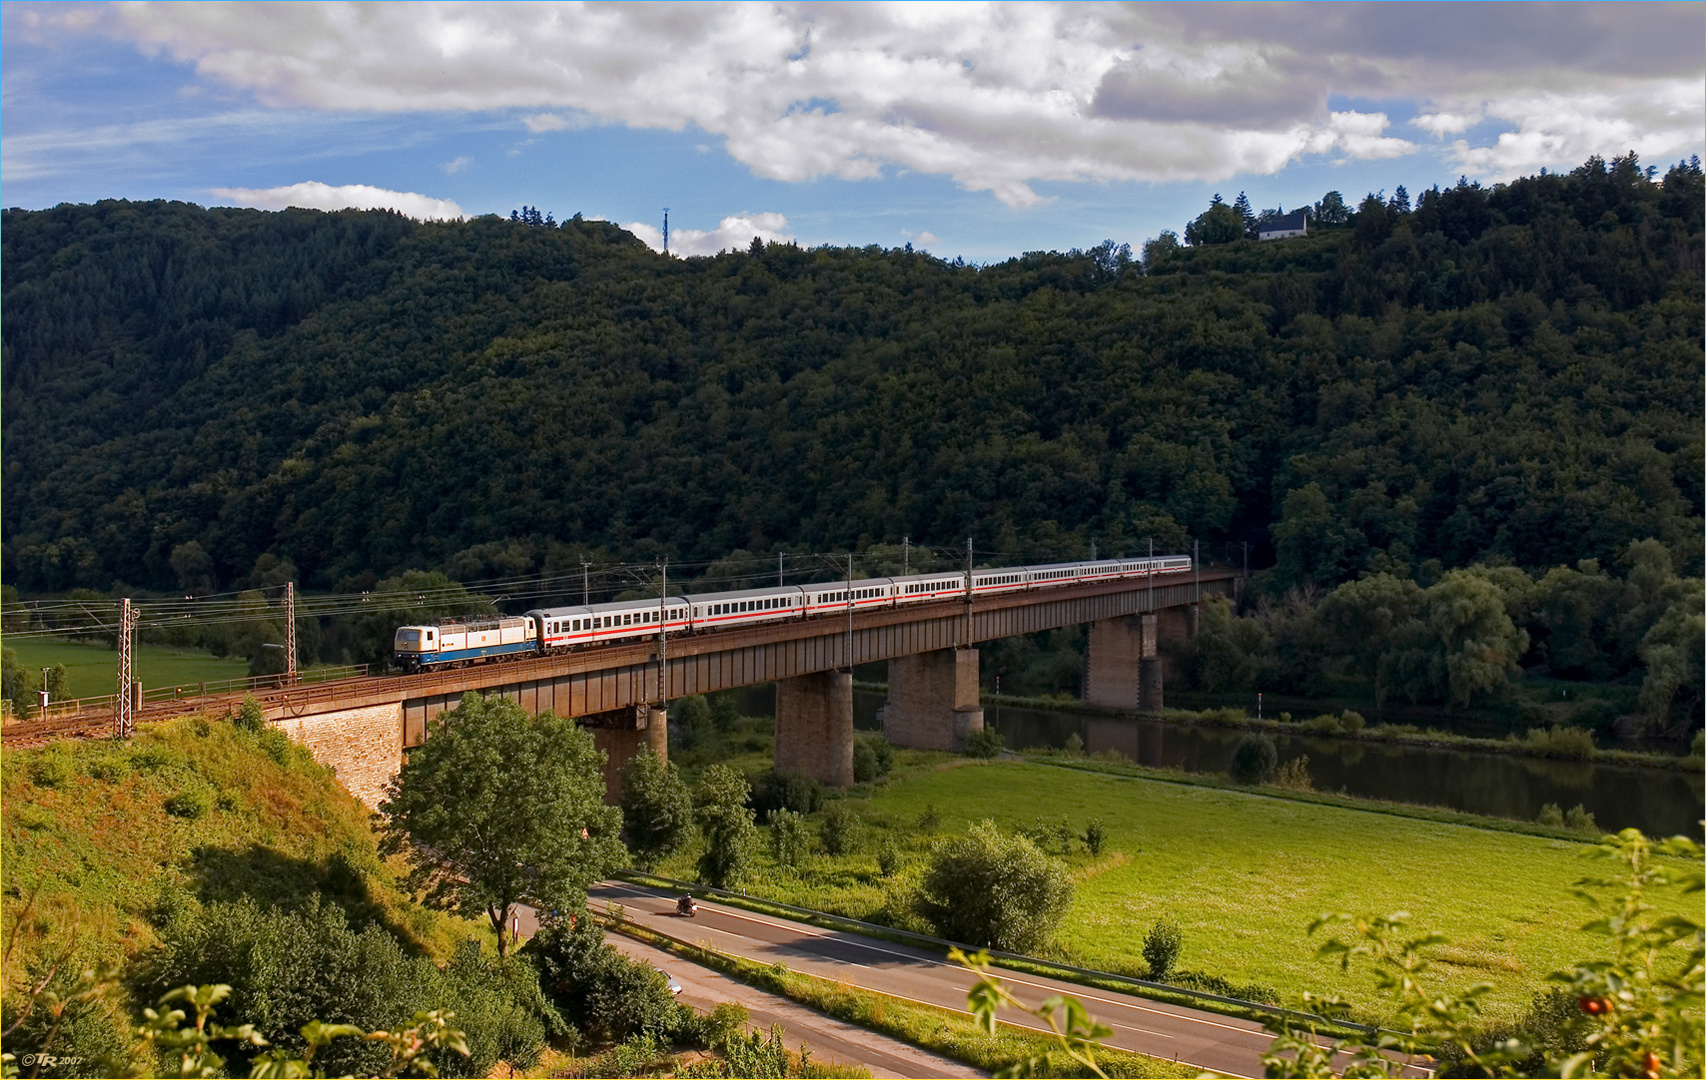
<box><xmin>601</xmin><ymin>883</ymin><xmax>1271</xmax><ymax>1056</ymax></box>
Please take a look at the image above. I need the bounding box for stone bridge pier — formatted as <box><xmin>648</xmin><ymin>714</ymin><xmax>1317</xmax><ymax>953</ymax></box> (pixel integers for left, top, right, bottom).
<box><xmin>583</xmin><ymin>704</ymin><xmax>667</xmax><ymax>803</ymax></box>
<box><xmin>1082</xmin><ymin>613</ymin><xmax>1171</xmax><ymax>712</ymax></box>
<box><xmin>883</xmin><ymin>647</ymin><xmax>984</xmax><ymax>751</ymax></box>
<box><xmin>774</xmin><ymin>670</ymin><xmax>855</xmax><ymax>788</ymax></box>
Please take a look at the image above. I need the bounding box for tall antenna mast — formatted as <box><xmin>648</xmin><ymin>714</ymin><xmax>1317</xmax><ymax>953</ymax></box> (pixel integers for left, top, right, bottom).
<box><xmin>662</xmin><ymin>207</ymin><xmax>670</xmax><ymax>255</ymax></box>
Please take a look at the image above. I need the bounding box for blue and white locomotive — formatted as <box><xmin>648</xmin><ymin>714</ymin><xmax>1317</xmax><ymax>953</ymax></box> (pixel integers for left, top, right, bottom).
<box><xmin>394</xmin><ymin>555</ymin><xmax>1191</xmax><ymax>670</ymax></box>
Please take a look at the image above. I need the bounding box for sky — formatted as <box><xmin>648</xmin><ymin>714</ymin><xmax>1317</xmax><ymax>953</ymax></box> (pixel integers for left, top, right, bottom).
<box><xmin>3</xmin><ymin>1</ymin><xmax>1702</xmax><ymax>263</ymax></box>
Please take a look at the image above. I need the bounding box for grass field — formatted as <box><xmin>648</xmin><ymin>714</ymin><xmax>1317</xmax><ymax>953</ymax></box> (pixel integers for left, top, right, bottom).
<box><xmin>4</xmin><ymin>637</ymin><xmax>252</xmax><ymax>699</ymax></box>
<box><xmin>655</xmin><ymin>754</ymin><xmax>1698</xmax><ymax>1024</ymax></box>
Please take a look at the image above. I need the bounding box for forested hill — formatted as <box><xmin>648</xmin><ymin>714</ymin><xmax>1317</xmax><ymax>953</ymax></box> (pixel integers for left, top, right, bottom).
<box><xmin>3</xmin><ymin>155</ymin><xmax>1701</xmax><ymax>598</ymax></box>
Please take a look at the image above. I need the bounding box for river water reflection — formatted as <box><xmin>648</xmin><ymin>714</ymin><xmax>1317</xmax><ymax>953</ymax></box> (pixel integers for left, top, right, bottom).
<box><xmin>832</xmin><ymin>690</ymin><xmax>1701</xmax><ymax>839</ymax></box>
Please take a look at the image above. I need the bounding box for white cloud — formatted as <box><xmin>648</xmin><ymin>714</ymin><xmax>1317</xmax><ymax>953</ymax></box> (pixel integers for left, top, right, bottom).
<box><xmin>624</xmin><ymin>212</ymin><xmax>794</xmax><ymax>257</ymax></box>
<box><xmin>99</xmin><ymin>3</ymin><xmax>1706</xmax><ymax>201</ymax></box>
<box><xmin>910</xmin><ymin>231</ymin><xmax>939</xmax><ymax>249</ymax></box>
<box><xmin>1414</xmin><ymin>111</ymin><xmax>1484</xmax><ymax>138</ymax></box>
<box><xmin>440</xmin><ymin>154</ymin><xmax>472</xmax><ymax>174</ymax></box>
<box><xmin>209</xmin><ymin>180</ymin><xmax>465</xmax><ymax>219</ymax></box>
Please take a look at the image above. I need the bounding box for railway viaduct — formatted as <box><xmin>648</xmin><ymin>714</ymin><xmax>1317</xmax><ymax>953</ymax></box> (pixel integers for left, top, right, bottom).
<box><xmin>11</xmin><ymin>571</ymin><xmax>1237</xmax><ymax>808</ymax></box>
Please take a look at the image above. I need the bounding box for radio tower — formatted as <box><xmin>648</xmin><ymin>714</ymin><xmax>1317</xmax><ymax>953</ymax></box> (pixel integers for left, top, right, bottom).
<box><xmin>662</xmin><ymin>208</ymin><xmax>670</xmax><ymax>256</ymax></box>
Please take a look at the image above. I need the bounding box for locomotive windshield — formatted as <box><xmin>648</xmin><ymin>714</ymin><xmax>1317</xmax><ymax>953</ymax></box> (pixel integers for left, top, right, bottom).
<box><xmin>395</xmin><ymin>629</ymin><xmax>423</xmax><ymax>649</ymax></box>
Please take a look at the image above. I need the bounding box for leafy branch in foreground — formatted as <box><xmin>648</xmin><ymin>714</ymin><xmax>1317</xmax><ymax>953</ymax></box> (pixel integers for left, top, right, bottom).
<box><xmin>954</xmin><ymin>947</ymin><xmax>1112</xmax><ymax>1078</ymax></box>
<box><xmin>1</xmin><ymin>980</ymin><xmax>468</xmax><ymax>1080</ymax></box>
<box><xmin>1262</xmin><ymin>827</ymin><xmax>1703</xmax><ymax>1078</ymax></box>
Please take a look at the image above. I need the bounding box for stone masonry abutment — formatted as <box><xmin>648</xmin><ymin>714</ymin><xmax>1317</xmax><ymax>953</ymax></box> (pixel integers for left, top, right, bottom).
<box><xmin>774</xmin><ymin>671</ymin><xmax>855</xmax><ymax>788</ymax></box>
<box><xmin>884</xmin><ymin>648</ymin><xmax>984</xmax><ymax>751</ymax></box>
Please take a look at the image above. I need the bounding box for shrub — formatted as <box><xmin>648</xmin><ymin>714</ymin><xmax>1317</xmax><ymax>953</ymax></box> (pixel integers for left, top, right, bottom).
<box><xmin>26</xmin><ymin>752</ymin><xmax>71</xmax><ymax>788</ymax></box>
<box><xmin>85</xmin><ymin>753</ymin><xmax>130</xmax><ymax>783</ymax></box>
<box><xmin>1564</xmin><ymin>804</ymin><xmax>1598</xmax><ymax>834</ymax></box>
<box><xmin>130</xmin><ymin>743</ymin><xmax>180</xmax><ymax>773</ymax></box>
<box><xmin>1518</xmin><ymin>725</ymin><xmax>1597</xmax><ymax>759</ymax></box>
<box><xmin>916</xmin><ymin>820</ymin><xmax>1073</xmax><ymax>952</ymax></box>
<box><xmin>876</xmin><ymin>841</ymin><xmax>900</xmax><ymax>877</ymax></box>
<box><xmin>852</xmin><ymin>739</ymin><xmax>881</xmax><ymax>784</ymax></box>
<box><xmin>1272</xmin><ymin>756</ymin><xmax>1313</xmax><ymax>791</ymax></box>
<box><xmin>748</xmin><ymin>768</ymin><xmax>825</xmax><ymax>821</ymax></box>
<box><xmin>708</xmin><ymin>693</ymin><xmax>741</xmax><ymax>731</ymax></box>
<box><xmin>1690</xmin><ymin>729</ymin><xmax>1704</xmax><ymax>759</ymax></box>
<box><xmin>1142</xmin><ymin>918</ymin><xmax>1184</xmax><ymax>980</ymax></box>
<box><xmin>768</xmin><ymin>809</ymin><xmax>808</xmax><ymax>868</ymax></box>
<box><xmin>961</xmin><ymin>728</ymin><xmax>1004</xmax><ymax>758</ymax></box>
<box><xmin>1537</xmin><ymin>802</ymin><xmax>1565</xmax><ymax>827</ymax></box>
<box><xmin>235</xmin><ymin>693</ymin><xmax>266</xmax><ymax>733</ymax></box>
<box><xmin>582</xmin><ymin>955</ymin><xmax>679</xmax><ymax>1044</ymax></box>
<box><xmin>258</xmin><ymin>728</ymin><xmax>294</xmax><ymax>766</ymax></box>
<box><xmin>145</xmin><ymin>896</ymin><xmax>474</xmax><ymax>1078</ymax></box>
<box><xmin>165</xmin><ymin>787</ymin><xmax>212</xmax><ymax>819</ymax></box>
<box><xmin>1063</xmin><ymin>732</ymin><xmax>1085</xmax><ymax>756</ymax></box>
<box><xmin>917</xmin><ymin>803</ymin><xmax>941</xmax><ymax>834</ymax></box>
<box><xmin>677</xmin><ymin>1001</ymin><xmax>749</xmax><ymax>1050</ymax></box>
<box><xmin>1082</xmin><ymin>819</ymin><xmax>1106</xmax><ymax>856</ymax></box>
<box><xmin>1018</xmin><ymin>816</ymin><xmax>1076</xmax><ymax>856</ymax></box>
<box><xmin>820</xmin><ymin>803</ymin><xmax>862</xmax><ymax>856</ymax></box>
<box><xmin>670</xmin><ymin>694</ymin><xmax>711</xmax><ymax>735</ymax></box>
<box><xmin>1302</xmin><ymin>713</ymin><xmax>1341</xmax><ymax>734</ymax></box>
<box><xmin>1339</xmin><ymin>710</ymin><xmax>1366</xmax><ymax>733</ymax></box>
<box><xmin>1228</xmin><ymin>733</ymin><xmax>1278</xmax><ymax>784</ymax></box>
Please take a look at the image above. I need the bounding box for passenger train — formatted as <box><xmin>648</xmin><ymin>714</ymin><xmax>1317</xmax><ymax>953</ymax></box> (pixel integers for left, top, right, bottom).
<box><xmin>392</xmin><ymin>555</ymin><xmax>1192</xmax><ymax>671</ymax></box>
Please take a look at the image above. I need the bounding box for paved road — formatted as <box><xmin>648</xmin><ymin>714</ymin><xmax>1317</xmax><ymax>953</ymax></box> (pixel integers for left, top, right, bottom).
<box><xmin>512</xmin><ymin>902</ymin><xmax>978</xmax><ymax>1078</ymax></box>
<box><xmin>603</xmin><ymin>929</ymin><xmax>982</xmax><ymax>1078</ymax></box>
<box><xmin>592</xmin><ymin>880</ymin><xmax>1284</xmax><ymax>1078</ymax></box>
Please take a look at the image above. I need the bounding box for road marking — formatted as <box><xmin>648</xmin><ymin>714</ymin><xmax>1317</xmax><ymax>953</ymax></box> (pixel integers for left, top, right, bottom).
<box><xmin>599</xmin><ymin>882</ymin><xmax>1277</xmax><ymax>1061</ymax></box>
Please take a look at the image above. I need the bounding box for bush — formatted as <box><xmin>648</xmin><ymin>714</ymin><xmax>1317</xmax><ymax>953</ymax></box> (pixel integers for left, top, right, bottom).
<box><xmin>1537</xmin><ymin>802</ymin><xmax>1565</xmax><ymax>827</ymax></box>
<box><xmin>961</xmin><ymin>728</ymin><xmax>1004</xmax><ymax>758</ymax></box>
<box><xmin>1690</xmin><ymin>729</ymin><xmax>1704</xmax><ymax>759</ymax></box>
<box><xmin>1018</xmin><ymin>816</ymin><xmax>1076</xmax><ymax>856</ymax></box>
<box><xmin>165</xmin><ymin>787</ymin><xmax>212</xmax><ymax>819</ymax></box>
<box><xmin>876</xmin><ymin>841</ymin><xmax>900</xmax><ymax>877</ymax></box>
<box><xmin>583</xmin><ymin>954</ymin><xmax>679</xmax><ymax>1044</ymax></box>
<box><xmin>130</xmin><ymin>743</ymin><xmax>181</xmax><ymax>773</ymax></box>
<box><xmin>820</xmin><ymin>803</ymin><xmax>862</xmax><ymax>856</ymax></box>
<box><xmin>26</xmin><ymin>752</ymin><xmax>71</xmax><ymax>788</ymax></box>
<box><xmin>1564</xmin><ymin>804</ymin><xmax>1598</xmax><ymax>834</ymax></box>
<box><xmin>1517</xmin><ymin>725</ymin><xmax>1597</xmax><ymax>759</ymax></box>
<box><xmin>1143</xmin><ymin>918</ymin><xmax>1184</xmax><ymax>980</ymax></box>
<box><xmin>85</xmin><ymin>752</ymin><xmax>130</xmax><ymax>783</ymax></box>
<box><xmin>1228</xmin><ymin>733</ymin><xmax>1278</xmax><ymax>784</ymax></box>
<box><xmin>235</xmin><ymin>693</ymin><xmax>266</xmax><ymax>733</ymax></box>
<box><xmin>676</xmin><ymin>1001</ymin><xmax>749</xmax><ymax>1050</ymax></box>
<box><xmin>145</xmin><ymin>895</ymin><xmax>537</xmax><ymax>1078</ymax></box>
<box><xmin>258</xmin><ymin>728</ymin><xmax>294</xmax><ymax>766</ymax></box>
<box><xmin>916</xmin><ymin>820</ymin><xmax>1073</xmax><ymax>952</ymax></box>
<box><xmin>708</xmin><ymin>693</ymin><xmax>741</xmax><ymax>731</ymax></box>
<box><xmin>1302</xmin><ymin>713</ymin><xmax>1342</xmax><ymax>734</ymax></box>
<box><xmin>768</xmin><ymin>809</ymin><xmax>808</xmax><ymax>868</ymax></box>
<box><xmin>1339</xmin><ymin>710</ymin><xmax>1366</xmax><ymax>733</ymax></box>
<box><xmin>1082</xmin><ymin>819</ymin><xmax>1106</xmax><ymax>856</ymax></box>
<box><xmin>852</xmin><ymin>739</ymin><xmax>881</xmax><ymax>784</ymax></box>
<box><xmin>1063</xmin><ymin>732</ymin><xmax>1085</xmax><ymax>755</ymax></box>
<box><xmin>917</xmin><ymin>803</ymin><xmax>941</xmax><ymax>834</ymax></box>
<box><xmin>748</xmin><ymin>768</ymin><xmax>825</xmax><ymax>821</ymax></box>
<box><xmin>1272</xmin><ymin>756</ymin><xmax>1313</xmax><ymax>791</ymax></box>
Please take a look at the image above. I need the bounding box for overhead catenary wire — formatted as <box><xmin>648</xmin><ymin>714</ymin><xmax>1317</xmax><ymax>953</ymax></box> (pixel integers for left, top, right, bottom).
<box><xmin>3</xmin><ymin>543</ymin><xmax>1190</xmax><ymax>639</ymax></box>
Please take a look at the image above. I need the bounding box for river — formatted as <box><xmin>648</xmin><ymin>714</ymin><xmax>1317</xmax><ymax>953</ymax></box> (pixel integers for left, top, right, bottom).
<box><xmin>730</xmin><ymin>685</ymin><xmax>1703</xmax><ymax>839</ymax></box>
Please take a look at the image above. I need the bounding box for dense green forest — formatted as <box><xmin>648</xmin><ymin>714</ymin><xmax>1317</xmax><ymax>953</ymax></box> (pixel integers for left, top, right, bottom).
<box><xmin>4</xmin><ymin>155</ymin><xmax>1700</xmax><ymax>608</ymax></box>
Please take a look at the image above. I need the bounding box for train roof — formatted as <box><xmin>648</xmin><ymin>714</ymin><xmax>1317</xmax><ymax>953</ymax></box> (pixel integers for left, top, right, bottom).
<box><xmin>526</xmin><ymin>597</ymin><xmax>688</xmax><ymax>618</ymax></box>
<box><xmin>683</xmin><ymin>584</ymin><xmax>803</xmax><ymax>605</ymax></box>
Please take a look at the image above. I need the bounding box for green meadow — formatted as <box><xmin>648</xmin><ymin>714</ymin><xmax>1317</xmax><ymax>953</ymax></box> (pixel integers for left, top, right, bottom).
<box><xmin>3</xmin><ymin>637</ymin><xmax>251</xmax><ymax>700</ymax></box>
<box><xmin>657</xmin><ymin>753</ymin><xmax>1697</xmax><ymax>1024</ymax></box>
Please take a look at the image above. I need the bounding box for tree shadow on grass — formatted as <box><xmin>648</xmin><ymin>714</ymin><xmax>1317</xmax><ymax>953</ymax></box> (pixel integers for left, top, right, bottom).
<box><xmin>185</xmin><ymin>843</ymin><xmax>439</xmax><ymax>955</ymax></box>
